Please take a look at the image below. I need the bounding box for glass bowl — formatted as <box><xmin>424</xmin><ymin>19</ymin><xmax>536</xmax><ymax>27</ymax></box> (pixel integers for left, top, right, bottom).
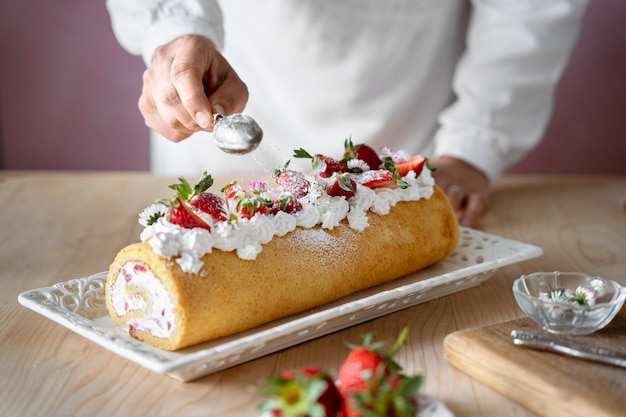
<box><xmin>512</xmin><ymin>271</ymin><xmax>625</xmax><ymax>335</ymax></box>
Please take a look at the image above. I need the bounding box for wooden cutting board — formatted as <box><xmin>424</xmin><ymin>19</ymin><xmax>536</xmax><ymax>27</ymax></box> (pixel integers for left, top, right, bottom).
<box><xmin>443</xmin><ymin>308</ymin><xmax>626</xmax><ymax>417</ymax></box>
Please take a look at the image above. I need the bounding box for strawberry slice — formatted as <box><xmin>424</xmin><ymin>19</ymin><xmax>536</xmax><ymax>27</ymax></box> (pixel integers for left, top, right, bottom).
<box><xmin>344</xmin><ymin>138</ymin><xmax>382</xmax><ymax>170</ymax></box>
<box><xmin>189</xmin><ymin>192</ymin><xmax>227</xmax><ymax>222</ymax></box>
<box><xmin>394</xmin><ymin>155</ymin><xmax>426</xmax><ymax>177</ymax></box>
<box><xmin>258</xmin><ymin>366</ymin><xmax>342</xmax><ymax>417</ymax></box>
<box><xmin>358</xmin><ymin>169</ymin><xmax>398</xmax><ymax>189</ymax></box>
<box><xmin>326</xmin><ymin>173</ymin><xmax>357</xmax><ymax>198</ymax></box>
<box><xmin>156</xmin><ymin>172</ymin><xmax>217</xmax><ymax>230</ymax></box>
<box><xmin>169</xmin><ymin>198</ymin><xmax>211</xmax><ymax>231</ymax></box>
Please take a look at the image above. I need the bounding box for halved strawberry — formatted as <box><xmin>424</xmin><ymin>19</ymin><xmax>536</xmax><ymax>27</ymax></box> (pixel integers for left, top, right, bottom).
<box><xmin>326</xmin><ymin>173</ymin><xmax>357</xmax><ymax>198</ymax></box>
<box><xmin>157</xmin><ymin>172</ymin><xmax>217</xmax><ymax>230</ymax></box>
<box><xmin>294</xmin><ymin>148</ymin><xmax>348</xmax><ymax>178</ymax></box>
<box><xmin>357</xmin><ymin>169</ymin><xmax>398</xmax><ymax>189</ymax></box>
<box><xmin>169</xmin><ymin>198</ymin><xmax>211</xmax><ymax>231</ymax></box>
<box><xmin>258</xmin><ymin>366</ymin><xmax>342</xmax><ymax>417</ymax></box>
<box><xmin>394</xmin><ymin>155</ymin><xmax>426</xmax><ymax>177</ymax></box>
<box><xmin>344</xmin><ymin>138</ymin><xmax>382</xmax><ymax>170</ymax></box>
<box><xmin>189</xmin><ymin>192</ymin><xmax>227</xmax><ymax>222</ymax></box>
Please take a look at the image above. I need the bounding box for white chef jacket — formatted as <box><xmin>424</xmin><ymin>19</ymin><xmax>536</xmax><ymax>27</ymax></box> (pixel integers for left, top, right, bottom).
<box><xmin>107</xmin><ymin>0</ymin><xmax>588</xmax><ymax>181</ymax></box>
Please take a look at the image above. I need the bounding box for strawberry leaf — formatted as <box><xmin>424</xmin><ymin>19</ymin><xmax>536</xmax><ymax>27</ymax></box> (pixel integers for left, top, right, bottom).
<box><xmin>425</xmin><ymin>158</ymin><xmax>437</xmax><ymax>172</ymax></box>
<box><xmin>168</xmin><ymin>176</ymin><xmax>194</xmax><ymax>201</ymax></box>
<box><xmin>293</xmin><ymin>148</ymin><xmax>313</xmax><ymax>159</ymax></box>
<box><xmin>193</xmin><ymin>171</ymin><xmax>214</xmax><ymax>194</ymax></box>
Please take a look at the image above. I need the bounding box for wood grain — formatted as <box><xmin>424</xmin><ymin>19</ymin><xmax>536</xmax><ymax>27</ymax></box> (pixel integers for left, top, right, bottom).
<box><xmin>1</xmin><ymin>172</ymin><xmax>625</xmax><ymax>417</ymax></box>
<box><xmin>444</xmin><ymin>308</ymin><xmax>626</xmax><ymax>417</ymax></box>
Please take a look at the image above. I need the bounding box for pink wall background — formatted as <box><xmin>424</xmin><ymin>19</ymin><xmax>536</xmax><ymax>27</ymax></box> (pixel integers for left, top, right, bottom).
<box><xmin>1</xmin><ymin>0</ymin><xmax>625</xmax><ymax>174</ymax></box>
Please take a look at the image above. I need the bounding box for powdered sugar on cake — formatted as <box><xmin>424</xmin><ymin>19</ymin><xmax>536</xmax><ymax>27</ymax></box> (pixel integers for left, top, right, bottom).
<box><xmin>139</xmin><ymin>168</ymin><xmax>433</xmax><ymax>273</ymax></box>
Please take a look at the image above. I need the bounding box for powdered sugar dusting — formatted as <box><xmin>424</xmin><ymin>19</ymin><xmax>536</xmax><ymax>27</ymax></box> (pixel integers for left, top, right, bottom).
<box><xmin>139</xmin><ymin>161</ymin><xmax>435</xmax><ymax>273</ymax></box>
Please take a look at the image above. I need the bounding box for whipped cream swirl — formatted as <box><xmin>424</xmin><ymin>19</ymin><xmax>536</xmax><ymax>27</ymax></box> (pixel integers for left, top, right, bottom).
<box><xmin>139</xmin><ymin>168</ymin><xmax>434</xmax><ymax>273</ymax></box>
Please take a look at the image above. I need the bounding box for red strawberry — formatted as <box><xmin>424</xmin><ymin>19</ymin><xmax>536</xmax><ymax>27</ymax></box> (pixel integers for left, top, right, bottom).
<box><xmin>271</xmin><ymin>194</ymin><xmax>303</xmax><ymax>214</ymax></box>
<box><xmin>357</xmin><ymin>169</ymin><xmax>398</xmax><ymax>189</ymax></box>
<box><xmin>189</xmin><ymin>191</ymin><xmax>227</xmax><ymax>222</ymax></box>
<box><xmin>258</xmin><ymin>366</ymin><xmax>342</xmax><ymax>417</ymax></box>
<box><xmin>337</xmin><ymin>329</ymin><xmax>423</xmax><ymax>417</ymax></box>
<box><xmin>326</xmin><ymin>173</ymin><xmax>357</xmax><ymax>198</ymax></box>
<box><xmin>344</xmin><ymin>138</ymin><xmax>382</xmax><ymax>170</ymax></box>
<box><xmin>223</xmin><ymin>182</ymin><xmax>270</xmax><ymax>219</ymax></box>
<box><xmin>157</xmin><ymin>171</ymin><xmax>220</xmax><ymax>230</ymax></box>
<box><xmin>223</xmin><ymin>181</ymin><xmax>246</xmax><ymax>201</ymax></box>
<box><xmin>275</xmin><ymin>165</ymin><xmax>311</xmax><ymax>198</ymax></box>
<box><xmin>394</xmin><ymin>155</ymin><xmax>426</xmax><ymax>177</ymax></box>
<box><xmin>318</xmin><ymin>155</ymin><xmax>349</xmax><ymax>178</ymax></box>
<box><xmin>294</xmin><ymin>148</ymin><xmax>348</xmax><ymax>178</ymax></box>
<box><xmin>337</xmin><ymin>333</ymin><xmax>390</xmax><ymax>397</ymax></box>
<box><xmin>169</xmin><ymin>198</ymin><xmax>211</xmax><ymax>231</ymax></box>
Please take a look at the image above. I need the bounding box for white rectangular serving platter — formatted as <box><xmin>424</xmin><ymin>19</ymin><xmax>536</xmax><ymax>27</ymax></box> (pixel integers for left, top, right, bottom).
<box><xmin>19</xmin><ymin>227</ymin><xmax>542</xmax><ymax>382</ymax></box>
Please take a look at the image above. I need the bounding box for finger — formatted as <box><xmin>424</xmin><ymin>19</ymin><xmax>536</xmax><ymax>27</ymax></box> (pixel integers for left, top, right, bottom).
<box><xmin>145</xmin><ymin>46</ymin><xmax>202</xmax><ymax>133</ymax></box>
<box><xmin>169</xmin><ymin>39</ymin><xmax>214</xmax><ymax>129</ymax></box>
<box><xmin>138</xmin><ymin>92</ymin><xmax>194</xmax><ymax>142</ymax></box>
<box><xmin>459</xmin><ymin>193</ymin><xmax>486</xmax><ymax>228</ymax></box>
<box><xmin>445</xmin><ymin>185</ymin><xmax>467</xmax><ymax>210</ymax></box>
<box><xmin>207</xmin><ymin>70</ymin><xmax>249</xmax><ymax>117</ymax></box>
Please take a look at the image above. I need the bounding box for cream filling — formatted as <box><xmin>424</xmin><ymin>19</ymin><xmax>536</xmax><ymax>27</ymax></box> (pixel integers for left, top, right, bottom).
<box><xmin>110</xmin><ymin>262</ymin><xmax>176</xmax><ymax>338</ymax></box>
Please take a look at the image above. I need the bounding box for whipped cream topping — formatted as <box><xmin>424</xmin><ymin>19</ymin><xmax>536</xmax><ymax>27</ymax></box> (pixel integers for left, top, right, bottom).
<box><xmin>110</xmin><ymin>262</ymin><xmax>177</xmax><ymax>338</ymax></box>
<box><xmin>139</xmin><ymin>167</ymin><xmax>434</xmax><ymax>273</ymax></box>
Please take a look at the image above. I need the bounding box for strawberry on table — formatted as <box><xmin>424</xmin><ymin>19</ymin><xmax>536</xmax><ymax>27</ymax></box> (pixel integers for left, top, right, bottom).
<box><xmin>258</xmin><ymin>366</ymin><xmax>342</xmax><ymax>417</ymax></box>
<box><xmin>337</xmin><ymin>329</ymin><xmax>424</xmax><ymax>417</ymax></box>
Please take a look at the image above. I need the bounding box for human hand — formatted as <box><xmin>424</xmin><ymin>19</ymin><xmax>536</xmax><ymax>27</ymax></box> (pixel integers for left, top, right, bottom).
<box><xmin>431</xmin><ymin>156</ymin><xmax>490</xmax><ymax>228</ymax></box>
<box><xmin>138</xmin><ymin>34</ymin><xmax>249</xmax><ymax>142</ymax></box>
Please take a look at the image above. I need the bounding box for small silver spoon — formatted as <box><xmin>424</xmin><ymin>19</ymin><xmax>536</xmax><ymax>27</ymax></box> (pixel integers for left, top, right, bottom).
<box><xmin>511</xmin><ymin>329</ymin><xmax>626</xmax><ymax>368</ymax></box>
<box><xmin>212</xmin><ymin>113</ymin><xmax>263</xmax><ymax>154</ymax></box>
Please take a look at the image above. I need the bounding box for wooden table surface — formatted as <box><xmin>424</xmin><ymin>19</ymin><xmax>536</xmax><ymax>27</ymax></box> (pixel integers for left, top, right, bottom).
<box><xmin>1</xmin><ymin>171</ymin><xmax>625</xmax><ymax>417</ymax></box>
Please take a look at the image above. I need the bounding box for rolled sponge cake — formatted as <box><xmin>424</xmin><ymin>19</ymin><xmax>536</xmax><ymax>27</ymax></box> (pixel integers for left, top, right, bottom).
<box><xmin>106</xmin><ymin>185</ymin><xmax>459</xmax><ymax>351</ymax></box>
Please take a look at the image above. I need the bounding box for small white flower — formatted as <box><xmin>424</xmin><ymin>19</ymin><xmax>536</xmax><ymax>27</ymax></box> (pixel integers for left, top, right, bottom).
<box><xmin>574</xmin><ymin>285</ymin><xmax>597</xmax><ymax>306</ymax></box>
<box><xmin>138</xmin><ymin>203</ymin><xmax>168</xmax><ymax>227</ymax></box>
<box><xmin>347</xmin><ymin>158</ymin><xmax>369</xmax><ymax>172</ymax></box>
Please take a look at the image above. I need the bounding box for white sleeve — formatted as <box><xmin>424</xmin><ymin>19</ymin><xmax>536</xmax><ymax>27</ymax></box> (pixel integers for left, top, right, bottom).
<box><xmin>106</xmin><ymin>0</ymin><xmax>225</xmax><ymax>66</ymax></box>
<box><xmin>433</xmin><ymin>0</ymin><xmax>589</xmax><ymax>182</ymax></box>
